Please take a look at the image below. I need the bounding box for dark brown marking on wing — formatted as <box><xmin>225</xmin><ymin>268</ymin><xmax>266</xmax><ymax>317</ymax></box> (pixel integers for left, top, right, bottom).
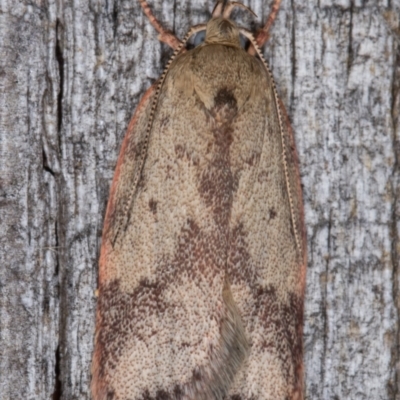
<box><xmin>95</xmin><ymin>218</ymin><xmax>247</xmax><ymax>397</ymax></box>
<box><xmin>156</xmin><ymin>389</ymin><xmax>172</xmax><ymax>400</ymax></box>
<box><xmin>95</xmin><ymin>278</ymin><xmax>169</xmax><ymax>380</ymax></box>
<box><xmin>227</xmin><ymin>224</ymin><xmax>303</xmax><ymax>393</ymax></box>
<box><xmin>198</xmin><ymin>149</ymin><xmax>234</xmax><ymax>228</ymax></box>
<box><xmin>211</xmin><ymin>87</ymin><xmax>238</xmax><ymax>126</ymax></box>
<box><xmin>106</xmin><ymin>390</ymin><xmax>114</xmax><ymax>400</ymax></box>
<box><xmin>192</xmin><ymin>369</ymin><xmax>203</xmax><ymax>382</ymax></box>
<box><xmin>213</xmin><ymin>88</ymin><xmax>237</xmax><ymax>110</ymax></box>
<box><xmin>139</xmin><ymin>387</ymin><xmax>184</xmax><ymax>400</ymax></box>
<box><xmin>173</xmin><ymin>385</ymin><xmax>184</xmax><ymax>400</ymax></box>
<box><xmin>197</xmin><ymin>88</ymin><xmax>239</xmax><ymax>228</ymax></box>
<box><xmin>254</xmin><ymin>287</ymin><xmax>303</xmax><ymax>386</ymax></box>
<box><xmin>227</xmin><ymin>223</ymin><xmax>258</xmax><ymax>287</ymax></box>
<box><xmin>149</xmin><ymin>199</ymin><xmax>158</xmax><ymax>215</ymax></box>
<box><xmin>229</xmin><ymin>395</ymin><xmax>243</xmax><ymax>400</ymax></box>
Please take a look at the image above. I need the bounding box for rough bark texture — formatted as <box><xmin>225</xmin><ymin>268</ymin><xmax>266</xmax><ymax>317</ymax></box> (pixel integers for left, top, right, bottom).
<box><xmin>0</xmin><ymin>0</ymin><xmax>399</xmax><ymax>399</ymax></box>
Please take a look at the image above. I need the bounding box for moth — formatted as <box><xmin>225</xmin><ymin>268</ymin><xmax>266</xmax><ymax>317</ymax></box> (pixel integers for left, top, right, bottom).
<box><xmin>91</xmin><ymin>0</ymin><xmax>307</xmax><ymax>399</ymax></box>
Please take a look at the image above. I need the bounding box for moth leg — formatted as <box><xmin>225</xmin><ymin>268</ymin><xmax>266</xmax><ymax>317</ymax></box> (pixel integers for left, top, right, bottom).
<box><xmin>138</xmin><ymin>0</ymin><xmax>181</xmax><ymax>50</ymax></box>
<box><xmin>247</xmin><ymin>0</ymin><xmax>282</xmax><ymax>55</ymax></box>
<box><xmin>255</xmin><ymin>0</ymin><xmax>282</xmax><ymax>47</ymax></box>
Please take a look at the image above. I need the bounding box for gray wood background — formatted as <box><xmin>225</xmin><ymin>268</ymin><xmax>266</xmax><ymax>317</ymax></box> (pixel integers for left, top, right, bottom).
<box><xmin>0</xmin><ymin>0</ymin><xmax>399</xmax><ymax>399</ymax></box>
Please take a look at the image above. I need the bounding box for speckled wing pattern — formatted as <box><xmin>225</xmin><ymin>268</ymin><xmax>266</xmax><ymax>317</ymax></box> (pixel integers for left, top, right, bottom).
<box><xmin>92</xmin><ymin>12</ymin><xmax>306</xmax><ymax>400</ymax></box>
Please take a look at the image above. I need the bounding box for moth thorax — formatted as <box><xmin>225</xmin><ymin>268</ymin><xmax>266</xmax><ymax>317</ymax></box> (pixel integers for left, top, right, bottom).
<box><xmin>205</xmin><ymin>17</ymin><xmax>241</xmax><ymax>48</ymax></box>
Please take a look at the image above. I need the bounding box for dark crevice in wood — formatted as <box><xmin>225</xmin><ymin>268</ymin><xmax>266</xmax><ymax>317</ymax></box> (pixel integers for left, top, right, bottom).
<box><xmin>55</xmin><ymin>19</ymin><xmax>64</xmax><ymax>136</ymax></box>
<box><xmin>346</xmin><ymin>0</ymin><xmax>354</xmax><ymax>76</ymax></box>
<box><xmin>112</xmin><ymin>0</ymin><xmax>118</xmax><ymax>38</ymax></box>
<box><xmin>52</xmin><ymin>346</ymin><xmax>62</xmax><ymax>400</ymax></box>
<box><xmin>43</xmin><ymin>147</ymin><xmax>55</xmax><ymax>176</ymax></box>
<box><xmin>54</xmin><ymin>221</ymin><xmax>60</xmax><ymax>277</ymax></box>
<box><xmin>54</xmin><ymin>20</ymin><xmax>64</xmax><ymax>399</ymax></box>
<box><xmin>389</xmin><ymin>32</ymin><xmax>400</xmax><ymax>400</ymax></box>
<box><xmin>289</xmin><ymin>0</ymin><xmax>296</xmax><ymax>114</ymax></box>
<box><xmin>321</xmin><ymin>210</ymin><xmax>332</xmax><ymax>392</ymax></box>
<box><xmin>172</xmin><ymin>0</ymin><xmax>177</xmax><ymax>36</ymax></box>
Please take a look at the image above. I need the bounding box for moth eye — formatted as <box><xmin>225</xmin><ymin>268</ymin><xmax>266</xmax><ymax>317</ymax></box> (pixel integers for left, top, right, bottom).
<box><xmin>239</xmin><ymin>34</ymin><xmax>248</xmax><ymax>49</ymax></box>
<box><xmin>193</xmin><ymin>30</ymin><xmax>206</xmax><ymax>47</ymax></box>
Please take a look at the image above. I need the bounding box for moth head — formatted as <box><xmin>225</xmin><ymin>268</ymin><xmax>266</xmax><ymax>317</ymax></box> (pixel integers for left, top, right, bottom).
<box><xmin>199</xmin><ymin>1</ymin><xmax>256</xmax><ymax>48</ymax></box>
<box><xmin>204</xmin><ymin>17</ymin><xmax>241</xmax><ymax>48</ymax></box>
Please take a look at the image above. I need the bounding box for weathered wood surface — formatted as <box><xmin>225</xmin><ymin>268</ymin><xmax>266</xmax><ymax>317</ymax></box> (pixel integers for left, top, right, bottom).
<box><xmin>0</xmin><ymin>0</ymin><xmax>399</xmax><ymax>399</ymax></box>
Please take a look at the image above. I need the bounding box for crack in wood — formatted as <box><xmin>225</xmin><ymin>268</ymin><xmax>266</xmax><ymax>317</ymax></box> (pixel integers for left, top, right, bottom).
<box><xmin>52</xmin><ymin>346</ymin><xmax>62</xmax><ymax>400</ymax></box>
